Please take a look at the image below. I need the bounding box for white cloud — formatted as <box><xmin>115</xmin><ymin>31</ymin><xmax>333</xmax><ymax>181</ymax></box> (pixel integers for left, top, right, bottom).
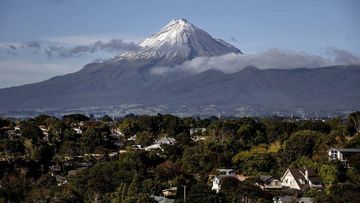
<box><xmin>151</xmin><ymin>48</ymin><xmax>360</xmax><ymax>75</ymax></box>
<box><xmin>1</xmin><ymin>38</ymin><xmax>140</xmax><ymax>59</ymax></box>
<box><xmin>324</xmin><ymin>47</ymin><xmax>360</xmax><ymax>65</ymax></box>
<box><xmin>43</xmin><ymin>34</ymin><xmax>143</xmax><ymax>45</ymax></box>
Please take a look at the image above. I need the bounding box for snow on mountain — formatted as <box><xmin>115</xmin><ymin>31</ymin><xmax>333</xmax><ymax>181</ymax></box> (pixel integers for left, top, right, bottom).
<box><xmin>115</xmin><ymin>19</ymin><xmax>242</xmax><ymax>65</ymax></box>
<box><xmin>0</xmin><ymin>19</ymin><xmax>359</xmax><ymax>116</ymax></box>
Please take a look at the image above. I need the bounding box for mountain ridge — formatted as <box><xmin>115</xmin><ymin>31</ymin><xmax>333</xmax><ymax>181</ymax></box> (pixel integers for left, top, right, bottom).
<box><xmin>0</xmin><ymin>19</ymin><xmax>359</xmax><ymax>116</ymax></box>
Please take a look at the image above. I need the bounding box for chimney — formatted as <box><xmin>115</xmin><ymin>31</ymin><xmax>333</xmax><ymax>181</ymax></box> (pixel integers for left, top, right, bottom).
<box><xmin>304</xmin><ymin>168</ymin><xmax>308</xmax><ymax>179</ymax></box>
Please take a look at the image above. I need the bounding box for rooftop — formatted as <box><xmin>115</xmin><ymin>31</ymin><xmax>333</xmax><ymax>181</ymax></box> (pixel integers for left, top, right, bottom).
<box><xmin>329</xmin><ymin>148</ymin><xmax>360</xmax><ymax>153</ymax></box>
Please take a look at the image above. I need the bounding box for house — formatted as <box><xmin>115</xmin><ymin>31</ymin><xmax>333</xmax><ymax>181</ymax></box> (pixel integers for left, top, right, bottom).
<box><xmin>78</xmin><ymin>162</ymin><xmax>93</xmax><ymax>167</ymax></box>
<box><xmin>114</xmin><ymin>141</ymin><xmax>123</xmax><ymax>147</ymax></box>
<box><xmin>273</xmin><ymin>196</ymin><xmax>313</xmax><ymax>203</ymax></box>
<box><xmin>327</xmin><ymin>148</ymin><xmax>360</xmax><ymax>166</ymax></box>
<box><xmin>191</xmin><ymin>135</ymin><xmax>207</xmax><ymax>142</ymax></box>
<box><xmin>189</xmin><ymin>128</ymin><xmax>206</xmax><ymax>135</ymax></box>
<box><xmin>38</xmin><ymin>125</ymin><xmax>49</xmax><ymax>141</ymax></box>
<box><xmin>257</xmin><ymin>175</ymin><xmax>282</xmax><ymax>190</ymax></box>
<box><xmin>155</xmin><ymin>137</ymin><xmax>176</xmax><ymax>145</ymax></box>
<box><xmin>73</xmin><ymin>127</ymin><xmax>82</xmax><ymax>134</ymax></box>
<box><xmin>113</xmin><ymin>129</ymin><xmax>124</xmax><ymax>136</ymax></box>
<box><xmin>281</xmin><ymin>168</ymin><xmax>323</xmax><ymax>191</ymax></box>
<box><xmin>52</xmin><ymin>174</ymin><xmax>68</xmax><ymax>186</ymax></box>
<box><xmin>152</xmin><ymin>196</ymin><xmax>175</xmax><ymax>203</ymax></box>
<box><xmin>6</xmin><ymin>129</ymin><xmax>21</xmax><ymax>140</ymax></box>
<box><xmin>108</xmin><ymin>152</ymin><xmax>118</xmax><ymax>157</ymax></box>
<box><xmin>211</xmin><ymin>169</ymin><xmax>246</xmax><ymax>193</ymax></box>
<box><xmin>127</xmin><ymin>134</ymin><xmax>137</xmax><ymax>141</ymax></box>
<box><xmin>144</xmin><ymin>143</ymin><xmax>162</xmax><ymax>151</ymax></box>
<box><xmin>144</xmin><ymin>137</ymin><xmax>176</xmax><ymax>151</ymax></box>
<box><xmin>190</xmin><ymin>128</ymin><xmax>207</xmax><ymax>141</ymax></box>
<box><xmin>131</xmin><ymin>145</ymin><xmax>142</xmax><ymax>150</ymax></box>
<box><xmin>162</xmin><ymin>187</ymin><xmax>177</xmax><ymax>197</ymax></box>
<box><xmin>49</xmin><ymin>165</ymin><xmax>61</xmax><ymax>172</ymax></box>
<box><xmin>109</xmin><ymin>132</ymin><xmax>121</xmax><ymax>139</ymax></box>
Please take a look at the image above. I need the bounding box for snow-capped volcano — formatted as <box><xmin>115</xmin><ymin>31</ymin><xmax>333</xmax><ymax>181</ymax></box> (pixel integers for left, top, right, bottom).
<box><xmin>1</xmin><ymin>19</ymin><xmax>359</xmax><ymax>116</ymax></box>
<box><xmin>116</xmin><ymin>19</ymin><xmax>242</xmax><ymax>65</ymax></box>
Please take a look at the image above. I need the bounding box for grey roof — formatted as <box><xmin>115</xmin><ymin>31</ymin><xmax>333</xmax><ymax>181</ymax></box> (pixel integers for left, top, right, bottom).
<box><xmin>157</xmin><ymin>137</ymin><xmax>176</xmax><ymax>143</ymax></box>
<box><xmin>217</xmin><ymin>169</ymin><xmax>236</xmax><ymax>172</ymax></box>
<box><xmin>332</xmin><ymin>148</ymin><xmax>360</xmax><ymax>153</ymax></box>
<box><xmin>259</xmin><ymin>175</ymin><xmax>279</xmax><ymax>182</ymax></box>
<box><xmin>153</xmin><ymin>196</ymin><xmax>175</xmax><ymax>203</ymax></box>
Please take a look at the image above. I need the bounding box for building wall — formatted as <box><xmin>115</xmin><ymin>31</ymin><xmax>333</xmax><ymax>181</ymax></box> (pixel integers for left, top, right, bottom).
<box><xmin>282</xmin><ymin>172</ymin><xmax>300</xmax><ymax>190</ymax></box>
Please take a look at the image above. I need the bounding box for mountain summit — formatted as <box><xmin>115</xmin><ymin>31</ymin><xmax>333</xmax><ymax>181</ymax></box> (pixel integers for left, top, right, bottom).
<box><xmin>115</xmin><ymin>19</ymin><xmax>242</xmax><ymax>65</ymax></box>
<box><xmin>0</xmin><ymin>19</ymin><xmax>359</xmax><ymax>117</ymax></box>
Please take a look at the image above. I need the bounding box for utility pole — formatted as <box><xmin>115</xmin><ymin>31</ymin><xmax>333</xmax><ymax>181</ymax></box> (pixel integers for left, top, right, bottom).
<box><xmin>182</xmin><ymin>185</ymin><xmax>186</xmax><ymax>202</ymax></box>
<box><xmin>39</xmin><ymin>164</ymin><xmax>44</xmax><ymax>176</ymax></box>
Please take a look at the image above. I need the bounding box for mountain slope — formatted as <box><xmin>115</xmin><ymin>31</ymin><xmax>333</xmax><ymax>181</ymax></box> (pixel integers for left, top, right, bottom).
<box><xmin>141</xmin><ymin>65</ymin><xmax>360</xmax><ymax>111</ymax></box>
<box><xmin>0</xmin><ymin>19</ymin><xmax>359</xmax><ymax>116</ymax></box>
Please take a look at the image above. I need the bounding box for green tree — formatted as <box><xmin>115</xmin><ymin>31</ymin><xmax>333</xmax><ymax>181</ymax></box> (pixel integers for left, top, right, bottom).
<box><xmin>127</xmin><ymin>174</ymin><xmax>141</xmax><ymax>197</ymax></box>
<box><xmin>281</xmin><ymin>130</ymin><xmax>325</xmax><ymax>164</ymax></box>
<box><xmin>319</xmin><ymin>164</ymin><xmax>339</xmax><ymax>186</ymax></box>
<box><xmin>135</xmin><ymin>131</ymin><xmax>155</xmax><ymax>147</ymax></box>
<box><xmin>0</xmin><ymin>118</ymin><xmax>11</xmax><ymax>128</ymax></box>
<box><xmin>19</xmin><ymin>121</ymin><xmax>44</xmax><ymax>142</ymax></box>
<box><xmin>348</xmin><ymin>111</ymin><xmax>360</xmax><ymax>135</ymax></box>
<box><xmin>63</xmin><ymin>114</ymin><xmax>90</xmax><ymax>123</ymax></box>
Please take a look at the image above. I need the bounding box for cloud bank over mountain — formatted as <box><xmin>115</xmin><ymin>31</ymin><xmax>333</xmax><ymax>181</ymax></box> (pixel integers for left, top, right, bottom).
<box><xmin>151</xmin><ymin>48</ymin><xmax>360</xmax><ymax>75</ymax></box>
<box><xmin>3</xmin><ymin>39</ymin><xmax>139</xmax><ymax>59</ymax></box>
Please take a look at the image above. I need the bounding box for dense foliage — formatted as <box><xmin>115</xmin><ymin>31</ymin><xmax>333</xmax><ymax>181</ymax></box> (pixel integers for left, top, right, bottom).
<box><xmin>0</xmin><ymin>112</ymin><xmax>360</xmax><ymax>202</ymax></box>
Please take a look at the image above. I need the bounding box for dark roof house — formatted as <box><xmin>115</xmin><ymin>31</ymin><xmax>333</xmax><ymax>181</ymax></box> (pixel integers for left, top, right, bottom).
<box><xmin>328</xmin><ymin>148</ymin><xmax>360</xmax><ymax>167</ymax></box>
<box><xmin>281</xmin><ymin>168</ymin><xmax>323</xmax><ymax>191</ymax></box>
<box><xmin>257</xmin><ymin>175</ymin><xmax>282</xmax><ymax>190</ymax></box>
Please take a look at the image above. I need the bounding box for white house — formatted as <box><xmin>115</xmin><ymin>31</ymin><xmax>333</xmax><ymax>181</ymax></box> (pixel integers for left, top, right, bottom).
<box><xmin>189</xmin><ymin>128</ymin><xmax>206</xmax><ymax>135</ymax></box>
<box><xmin>155</xmin><ymin>137</ymin><xmax>176</xmax><ymax>145</ymax></box>
<box><xmin>131</xmin><ymin>145</ymin><xmax>143</xmax><ymax>150</ymax></box>
<box><xmin>327</xmin><ymin>148</ymin><xmax>360</xmax><ymax>166</ymax></box>
<box><xmin>38</xmin><ymin>126</ymin><xmax>49</xmax><ymax>141</ymax></box>
<box><xmin>144</xmin><ymin>143</ymin><xmax>162</xmax><ymax>151</ymax></box>
<box><xmin>281</xmin><ymin>168</ymin><xmax>323</xmax><ymax>191</ymax></box>
<box><xmin>113</xmin><ymin>129</ymin><xmax>124</xmax><ymax>136</ymax></box>
<box><xmin>127</xmin><ymin>134</ymin><xmax>137</xmax><ymax>141</ymax></box>
<box><xmin>73</xmin><ymin>127</ymin><xmax>82</xmax><ymax>134</ymax></box>
<box><xmin>162</xmin><ymin>187</ymin><xmax>177</xmax><ymax>197</ymax></box>
<box><xmin>144</xmin><ymin>137</ymin><xmax>176</xmax><ymax>151</ymax></box>
<box><xmin>211</xmin><ymin>169</ymin><xmax>245</xmax><ymax>193</ymax></box>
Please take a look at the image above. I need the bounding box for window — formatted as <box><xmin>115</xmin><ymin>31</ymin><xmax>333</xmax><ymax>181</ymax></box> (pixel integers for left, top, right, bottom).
<box><xmin>312</xmin><ymin>181</ymin><xmax>321</xmax><ymax>185</ymax></box>
<box><xmin>218</xmin><ymin>171</ymin><xmax>226</xmax><ymax>175</ymax></box>
<box><xmin>330</xmin><ymin>150</ymin><xmax>338</xmax><ymax>159</ymax></box>
<box><xmin>229</xmin><ymin>171</ymin><xmax>236</xmax><ymax>175</ymax></box>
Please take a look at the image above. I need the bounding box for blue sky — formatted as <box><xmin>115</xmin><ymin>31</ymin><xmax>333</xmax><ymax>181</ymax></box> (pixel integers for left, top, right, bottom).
<box><xmin>0</xmin><ymin>0</ymin><xmax>359</xmax><ymax>87</ymax></box>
